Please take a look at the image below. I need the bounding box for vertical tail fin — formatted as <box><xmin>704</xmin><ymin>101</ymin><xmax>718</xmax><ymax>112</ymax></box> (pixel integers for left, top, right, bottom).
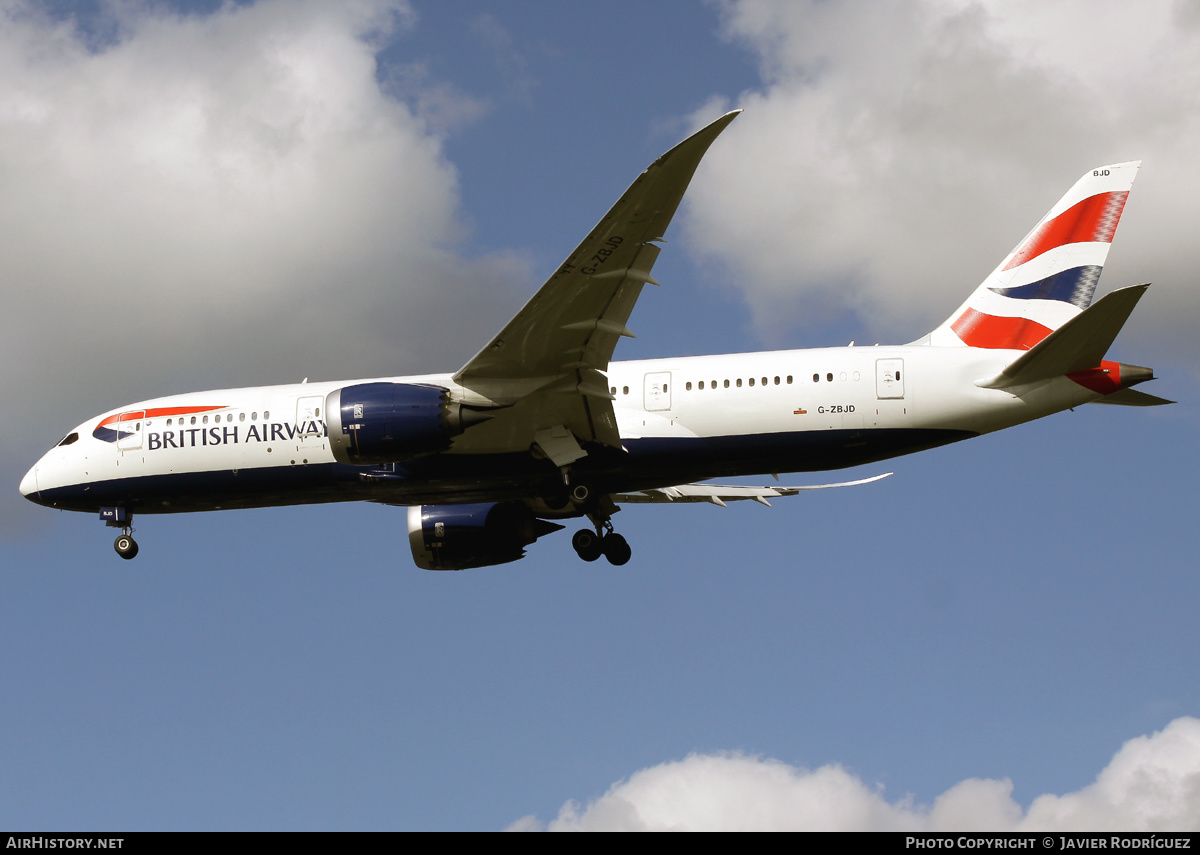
<box><xmin>927</xmin><ymin>161</ymin><xmax>1140</xmax><ymax>348</ymax></box>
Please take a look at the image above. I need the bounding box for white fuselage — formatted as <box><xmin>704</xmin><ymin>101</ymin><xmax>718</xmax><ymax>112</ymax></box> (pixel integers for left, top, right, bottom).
<box><xmin>22</xmin><ymin>344</ymin><xmax>1102</xmax><ymax>515</ymax></box>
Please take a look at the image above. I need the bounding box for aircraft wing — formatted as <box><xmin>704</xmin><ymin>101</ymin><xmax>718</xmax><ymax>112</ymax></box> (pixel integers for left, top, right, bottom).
<box><xmin>615</xmin><ymin>473</ymin><xmax>893</xmax><ymax>507</ymax></box>
<box><xmin>449</xmin><ymin>111</ymin><xmax>740</xmax><ymax>461</ymax></box>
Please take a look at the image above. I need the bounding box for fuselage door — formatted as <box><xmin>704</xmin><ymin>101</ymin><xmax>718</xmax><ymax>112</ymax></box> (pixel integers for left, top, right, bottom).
<box><xmin>644</xmin><ymin>372</ymin><xmax>671</xmax><ymax>412</ymax></box>
<box><xmin>296</xmin><ymin>396</ymin><xmax>324</xmax><ymax>438</ymax></box>
<box><xmin>876</xmin><ymin>359</ymin><xmax>905</xmax><ymax>399</ymax></box>
<box><xmin>116</xmin><ymin>410</ymin><xmax>145</xmax><ymax>451</ymax></box>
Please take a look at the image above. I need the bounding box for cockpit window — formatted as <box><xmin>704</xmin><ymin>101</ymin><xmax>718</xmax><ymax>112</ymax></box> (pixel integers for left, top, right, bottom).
<box><xmin>56</xmin><ymin>432</ymin><xmax>79</xmax><ymax>447</ymax></box>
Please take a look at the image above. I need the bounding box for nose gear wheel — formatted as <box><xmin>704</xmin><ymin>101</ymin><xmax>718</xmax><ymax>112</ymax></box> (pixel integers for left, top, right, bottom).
<box><xmin>114</xmin><ymin>531</ymin><xmax>139</xmax><ymax>559</ymax></box>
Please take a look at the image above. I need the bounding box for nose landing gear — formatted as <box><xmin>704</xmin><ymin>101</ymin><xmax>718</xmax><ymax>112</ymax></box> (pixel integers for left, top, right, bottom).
<box><xmin>102</xmin><ymin>508</ymin><xmax>139</xmax><ymax>559</ymax></box>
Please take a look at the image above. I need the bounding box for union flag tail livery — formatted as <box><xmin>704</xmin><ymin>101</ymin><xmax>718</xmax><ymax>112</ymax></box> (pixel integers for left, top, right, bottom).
<box><xmin>19</xmin><ymin>113</ymin><xmax>1170</xmax><ymax>569</ymax></box>
<box><xmin>929</xmin><ymin>161</ymin><xmax>1139</xmax><ymax>349</ymax></box>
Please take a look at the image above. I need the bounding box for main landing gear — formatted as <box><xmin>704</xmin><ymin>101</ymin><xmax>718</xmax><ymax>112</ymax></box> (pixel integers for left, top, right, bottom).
<box><xmin>568</xmin><ymin>506</ymin><xmax>631</xmax><ymax>567</ymax></box>
<box><xmin>560</xmin><ymin>470</ymin><xmax>632</xmax><ymax>566</ymax></box>
<box><xmin>571</xmin><ymin>525</ymin><xmax>631</xmax><ymax>566</ymax></box>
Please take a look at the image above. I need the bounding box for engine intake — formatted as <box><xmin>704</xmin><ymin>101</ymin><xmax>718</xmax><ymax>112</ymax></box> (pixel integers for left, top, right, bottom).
<box><xmin>408</xmin><ymin>502</ymin><xmax>564</xmax><ymax>571</ymax></box>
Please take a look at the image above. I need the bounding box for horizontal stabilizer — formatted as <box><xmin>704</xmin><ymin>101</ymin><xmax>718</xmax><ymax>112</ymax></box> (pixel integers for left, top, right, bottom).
<box><xmin>1088</xmin><ymin>388</ymin><xmax>1174</xmax><ymax>407</ymax></box>
<box><xmin>616</xmin><ymin>473</ymin><xmax>892</xmax><ymax>505</ymax></box>
<box><xmin>978</xmin><ymin>284</ymin><xmax>1149</xmax><ymax>389</ymax></box>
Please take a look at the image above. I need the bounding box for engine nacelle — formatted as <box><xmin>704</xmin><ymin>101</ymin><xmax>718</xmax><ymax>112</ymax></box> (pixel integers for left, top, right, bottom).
<box><xmin>408</xmin><ymin>502</ymin><xmax>564</xmax><ymax>571</ymax></box>
<box><xmin>325</xmin><ymin>382</ymin><xmax>457</xmax><ymax>465</ymax></box>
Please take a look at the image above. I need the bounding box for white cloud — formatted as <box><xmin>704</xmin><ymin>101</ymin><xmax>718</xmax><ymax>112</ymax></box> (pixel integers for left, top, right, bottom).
<box><xmin>510</xmin><ymin>716</ymin><xmax>1200</xmax><ymax>831</ymax></box>
<box><xmin>0</xmin><ymin>0</ymin><xmax>529</xmax><ymax>524</ymax></box>
<box><xmin>684</xmin><ymin>0</ymin><xmax>1200</xmax><ymax>356</ymax></box>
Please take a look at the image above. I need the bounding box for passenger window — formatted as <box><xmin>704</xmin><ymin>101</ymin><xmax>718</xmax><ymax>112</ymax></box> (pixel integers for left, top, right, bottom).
<box><xmin>239</xmin><ymin>412</ymin><xmax>245</xmax><ymax>422</ymax></box>
<box><xmin>686</xmin><ymin>382</ymin><xmax>693</xmax><ymax>391</ymax></box>
<box><xmin>774</xmin><ymin>376</ymin><xmax>780</xmax><ymax>385</ymax></box>
<box><xmin>748</xmin><ymin>378</ymin><xmax>755</xmax><ymax>386</ymax></box>
<box><xmin>203</xmin><ymin>415</ymin><xmax>209</xmax><ymax>424</ymax></box>
<box><xmin>723</xmin><ymin>379</ymin><xmax>730</xmax><ymax>388</ymax></box>
<box><xmin>264</xmin><ymin>411</ymin><xmax>270</xmax><ymax>419</ymax></box>
<box><xmin>827</xmin><ymin>373</ymin><xmax>833</xmax><ymax>382</ymax></box>
<box><xmin>813</xmin><ymin>374</ymin><xmax>819</xmax><ymax>383</ymax></box>
<box><xmin>190</xmin><ymin>416</ymin><xmax>197</xmax><ymax>425</ymax></box>
<box><xmin>736</xmin><ymin>379</ymin><xmax>742</xmax><ymax>387</ymax></box>
<box><xmin>622</xmin><ymin>386</ymin><xmax>629</xmax><ymax>395</ymax></box>
<box><xmin>787</xmin><ymin>375</ymin><xmax>793</xmax><ymax>384</ymax></box>
<box><xmin>698</xmin><ymin>381</ymin><xmax>704</xmax><ymax>390</ymax></box>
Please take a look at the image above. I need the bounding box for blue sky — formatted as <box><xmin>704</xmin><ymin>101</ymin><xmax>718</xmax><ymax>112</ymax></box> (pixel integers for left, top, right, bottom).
<box><xmin>2</xmin><ymin>0</ymin><xmax>1198</xmax><ymax>831</ymax></box>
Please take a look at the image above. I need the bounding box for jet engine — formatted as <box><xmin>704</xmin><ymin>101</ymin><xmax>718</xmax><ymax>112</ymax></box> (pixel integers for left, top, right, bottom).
<box><xmin>407</xmin><ymin>502</ymin><xmax>564</xmax><ymax>571</ymax></box>
<box><xmin>325</xmin><ymin>382</ymin><xmax>491</xmax><ymax>465</ymax></box>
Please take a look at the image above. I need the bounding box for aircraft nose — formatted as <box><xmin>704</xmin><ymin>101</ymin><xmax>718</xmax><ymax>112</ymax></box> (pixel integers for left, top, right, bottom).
<box><xmin>19</xmin><ymin>463</ymin><xmax>39</xmax><ymax>502</ymax></box>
